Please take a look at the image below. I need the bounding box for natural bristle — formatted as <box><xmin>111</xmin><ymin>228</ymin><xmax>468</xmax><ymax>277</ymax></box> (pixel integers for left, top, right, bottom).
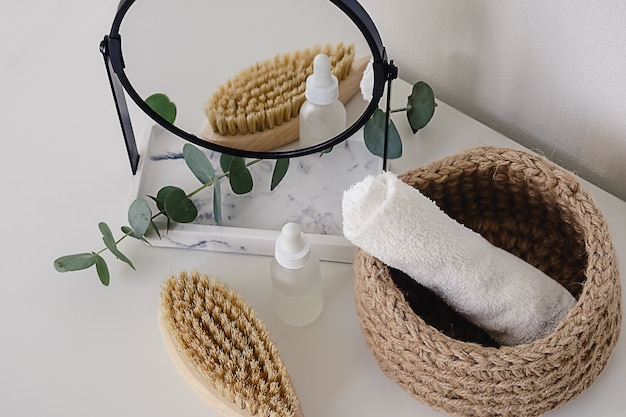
<box><xmin>161</xmin><ymin>271</ymin><xmax>299</xmax><ymax>417</ymax></box>
<box><xmin>206</xmin><ymin>43</ymin><xmax>355</xmax><ymax>136</ymax></box>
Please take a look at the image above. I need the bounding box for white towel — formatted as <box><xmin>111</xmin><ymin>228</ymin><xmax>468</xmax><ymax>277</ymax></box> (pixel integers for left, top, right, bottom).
<box><xmin>342</xmin><ymin>172</ymin><xmax>577</xmax><ymax>346</ymax></box>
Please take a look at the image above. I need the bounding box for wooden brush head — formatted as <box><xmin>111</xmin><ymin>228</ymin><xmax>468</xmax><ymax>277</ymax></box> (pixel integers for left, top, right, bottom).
<box><xmin>160</xmin><ymin>271</ymin><xmax>301</xmax><ymax>417</ymax></box>
<box><xmin>205</xmin><ymin>43</ymin><xmax>355</xmax><ymax>136</ymax></box>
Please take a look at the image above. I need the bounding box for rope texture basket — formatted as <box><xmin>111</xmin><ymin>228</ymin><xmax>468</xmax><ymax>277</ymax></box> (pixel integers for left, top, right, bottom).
<box><xmin>353</xmin><ymin>146</ymin><xmax>621</xmax><ymax>417</ymax></box>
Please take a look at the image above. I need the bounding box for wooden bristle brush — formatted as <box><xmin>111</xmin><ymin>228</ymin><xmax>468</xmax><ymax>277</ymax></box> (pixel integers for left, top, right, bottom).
<box><xmin>201</xmin><ymin>42</ymin><xmax>370</xmax><ymax>152</ymax></box>
<box><xmin>160</xmin><ymin>271</ymin><xmax>303</xmax><ymax>417</ymax></box>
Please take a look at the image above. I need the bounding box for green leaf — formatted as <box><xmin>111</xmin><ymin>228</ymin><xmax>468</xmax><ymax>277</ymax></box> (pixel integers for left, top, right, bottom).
<box><xmin>147</xmin><ymin>196</ymin><xmax>168</xmax><ymax>233</ymax></box>
<box><xmin>406</xmin><ymin>81</ymin><xmax>436</xmax><ymax>134</ymax></box>
<box><xmin>220</xmin><ymin>153</ymin><xmax>235</xmax><ymax>173</ymax></box>
<box><xmin>228</xmin><ymin>157</ymin><xmax>254</xmax><ymax>194</ymax></box>
<box><xmin>54</xmin><ymin>253</ymin><xmax>96</xmax><ymax>272</ymax></box>
<box><xmin>164</xmin><ymin>187</ymin><xmax>198</xmax><ymax>223</ymax></box>
<box><xmin>128</xmin><ymin>198</ymin><xmax>152</xmax><ymax>238</ymax></box>
<box><xmin>98</xmin><ymin>222</ymin><xmax>135</xmax><ymax>270</ymax></box>
<box><xmin>319</xmin><ymin>147</ymin><xmax>333</xmax><ymax>157</ymax></box>
<box><xmin>385</xmin><ymin>120</ymin><xmax>402</xmax><ymax>159</ymax></box>
<box><xmin>364</xmin><ymin>108</ymin><xmax>402</xmax><ymax>159</ymax></box>
<box><xmin>150</xmin><ymin>186</ymin><xmax>179</xmax><ymax>213</ymax></box>
<box><xmin>154</xmin><ymin>186</ymin><xmax>180</xmax><ymax>231</ymax></box>
<box><xmin>213</xmin><ymin>180</ymin><xmax>222</xmax><ymax>225</ymax></box>
<box><xmin>149</xmin><ymin>220</ymin><xmax>162</xmax><ymax>239</ymax></box>
<box><xmin>145</xmin><ymin>93</ymin><xmax>177</xmax><ymax>124</ymax></box>
<box><xmin>121</xmin><ymin>226</ymin><xmax>150</xmax><ymax>244</ymax></box>
<box><xmin>271</xmin><ymin>159</ymin><xmax>289</xmax><ymax>191</ymax></box>
<box><xmin>183</xmin><ymin>144</ymin><xmax>215</xmax><ymax>184</ymax></box>
<box><xmin>94</xmin><ymin>255</ymin><xmax>110</xmax><ymax>286</ymax></box>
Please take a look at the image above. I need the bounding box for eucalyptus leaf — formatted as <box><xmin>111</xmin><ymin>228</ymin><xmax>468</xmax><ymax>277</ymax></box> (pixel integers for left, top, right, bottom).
<box><xmin>385</xmin><ymin>120</ymin><xmax>402</xmax><ymax>159</ymax></box>
<box><xmin>319</xmin><ymin>147</ymin><xmax>333</xmax><ymax>156</ymax></box>
<box><xmin>151</xmin><ymin>186</ymin><xmax>179</xmax><ymax>213</ymax></box>
<box><xmin>148</xmin><ymin>195</ymin><xmax>169</xmax><ymax>232</ymax></box>
<box><xmin>228</xmin><ymin>157</ymin><xmax>254</xmax><ymax>194</ymax></box>
<box><xmin>94</xmin><ymin>255</ymin><xmax>110</xmax><ymax>286</ymax></box>
<box><xmin>164</xmin><ymin>188</ymin><xmax>198</xmax><ymax>223</ymax></box>
<box><xmin>406</xmin><ymin>81</ymin><xmax>436</xmax><ymax>134</ymax></box>
<box><xmin>271</xmin><ymin>159</ymin><xmax>289</xmax><ymax>191</ymax></box>
<box><xmin>220</xmin><ymin>154</ymin><xmax>235</xmax><ymax>173</ymax></box>
<box><xmin>98</xmin><ymin>222</ymin><xmax>135</xmax><ymax>270</ymax></box>
<box><xmin>121</xmin><ymin>226</ymin><xmax>150</xmax><ymax>244</ymax></box>
<box><xmin>149</xmin><ymin>220</ymin><xmax>162</xmax><ymax>239</ymax></box>
<box><xmin>213</xmin><ymin>180</ymin><xmax>222</xmax><ymax>225</ymax></box>
<box><xmin>128</xmin><ymin>198</ymin><xmax>152</xmax><ymax>238</ymax></box>
<box><xmin>98</xmin><ymin>222</ymin><xmax>114</xmax><ymax>240</ymax></box>
<box><xmin>183</xmin><ymin>144</ymin><xmax>215</xmax><ymax>184</ymax></box>
<box><xmin>151</xmin><ymin>186</ymin><xmax>179</xmax><ymax>232</ymax></box>
<box><xmin>145</xmin><ymin>93</ymin><xmax>177</xmax><ymax>124</ymax></box>
<box><xmin>54</xmin><ymin>253</ymin><xmax>96</xmax><ymax>272</ymax></box>
<box><xmin>363</xmin><ymin>108</ymin><xmax>402</xmax><ymax>159</ymax></box>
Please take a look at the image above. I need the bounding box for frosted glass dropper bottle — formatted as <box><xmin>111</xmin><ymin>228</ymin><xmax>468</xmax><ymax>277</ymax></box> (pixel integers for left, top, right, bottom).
<box><xmin>299</xmin><ymin>53</ymin><xmax>347</xmax><ymax>147</ymax></box>
<box><xmin>271</xmin><ymin>223</ymin><xmax>323</xmax><ymax>326</ymax></box>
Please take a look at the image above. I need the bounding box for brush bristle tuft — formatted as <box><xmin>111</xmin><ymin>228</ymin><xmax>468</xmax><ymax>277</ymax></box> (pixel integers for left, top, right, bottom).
<box><xmin>206</xmin><ymin>43</ymin><xmax>355</xmax><ymax>136</ymax></box>
<box><xmin>161</xmin><ymin>271</ymin><xmax>299</xmax><ymax>417</ymax></box>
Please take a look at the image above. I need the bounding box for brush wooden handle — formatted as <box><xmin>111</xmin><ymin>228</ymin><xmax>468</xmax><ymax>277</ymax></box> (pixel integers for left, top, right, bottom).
<box><xmin>199</xmin><ymin>56</ymin><xmax>371</xmax><ymax>152</ymax></box>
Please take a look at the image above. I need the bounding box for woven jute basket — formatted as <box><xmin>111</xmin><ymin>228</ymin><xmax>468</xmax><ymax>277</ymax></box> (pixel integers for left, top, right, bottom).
<box><xmin>353</xmin><ymin>146</ymin><xmax>621</xmax><ymax>417</ymax></box>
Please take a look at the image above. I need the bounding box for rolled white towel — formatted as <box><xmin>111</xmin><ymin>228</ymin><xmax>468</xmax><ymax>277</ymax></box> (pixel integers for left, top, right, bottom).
<box><xmin>342</xmin><ymin>171</ymin><xmax>577</xmax><ymax>346</ymax></box>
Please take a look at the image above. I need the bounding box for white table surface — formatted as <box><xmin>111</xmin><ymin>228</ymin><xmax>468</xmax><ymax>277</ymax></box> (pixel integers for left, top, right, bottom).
<box><xmin>1</xmin><ymin>2</ymin><xmax>624</xmax><ymax>417</ymax></box>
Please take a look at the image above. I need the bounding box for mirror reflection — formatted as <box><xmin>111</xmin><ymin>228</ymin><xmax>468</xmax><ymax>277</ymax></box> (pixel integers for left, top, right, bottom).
<box><xmin>119</xmin><ymin>0</ymin><xmax>374</xmax><ymax>153</ymax></box>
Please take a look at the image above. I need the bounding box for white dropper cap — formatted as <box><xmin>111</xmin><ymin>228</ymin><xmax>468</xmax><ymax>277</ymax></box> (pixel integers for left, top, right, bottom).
<box><xmin>305</xmin><ymin>54</ymin><xmax>339</xmax><ymax>105</ymax></box>
<box><xmin>275</xmin><ymin>223</ymin><xmax>311</xmax><ymax>269</ymax></box>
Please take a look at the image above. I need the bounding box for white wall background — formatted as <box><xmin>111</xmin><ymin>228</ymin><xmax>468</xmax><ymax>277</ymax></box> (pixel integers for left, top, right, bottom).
<box><xmin>359</xmin><ymin>0</ymin><xmax>626</xmax><ymax>200</ymax></box>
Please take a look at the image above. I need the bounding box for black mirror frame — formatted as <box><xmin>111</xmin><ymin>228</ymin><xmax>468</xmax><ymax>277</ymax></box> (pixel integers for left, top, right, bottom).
<box><xmin>100</xmin><ymin>0</ymin><xmax>397</xmax><ymax>174</ymax></box>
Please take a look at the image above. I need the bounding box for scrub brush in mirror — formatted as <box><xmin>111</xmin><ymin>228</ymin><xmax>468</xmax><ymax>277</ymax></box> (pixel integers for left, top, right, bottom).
<box><xmin>160</xmin><ymin>270</ymin><xmax>303</xmax><ymax>417</ymax></box>
<box><xmin>201</xmin><ymin>42</ymin><xmax>370</xmax><ymax>152</ymax></box>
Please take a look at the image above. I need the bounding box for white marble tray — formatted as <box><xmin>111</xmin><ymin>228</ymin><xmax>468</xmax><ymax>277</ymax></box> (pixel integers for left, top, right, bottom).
<box><xmin>128</xmin><ymin>125</ymin><xmax>382</xmax><ymax>262</ymax></box>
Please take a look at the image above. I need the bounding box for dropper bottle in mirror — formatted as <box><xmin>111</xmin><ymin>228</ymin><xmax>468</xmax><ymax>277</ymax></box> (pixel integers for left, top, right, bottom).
<box><xmin>299</xmin><ymin>54</ymin><xmax>347</xmax><ymax>147</ymax></box>
<box><xmin>271</xmin><ymin>223</ymin><xmax>323</xmax><ymax>326</ymax></box>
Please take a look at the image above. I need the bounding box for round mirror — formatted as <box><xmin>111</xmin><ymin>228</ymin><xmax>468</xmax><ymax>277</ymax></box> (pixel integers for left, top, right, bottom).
<box><xmin>105</xmin><ymin>0</ymin><xmax>388</xmax><ymax>160</ymax></box>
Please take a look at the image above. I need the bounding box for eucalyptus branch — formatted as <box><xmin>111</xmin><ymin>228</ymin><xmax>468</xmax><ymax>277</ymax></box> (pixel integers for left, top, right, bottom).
<box><xmin>53</xmin><ymin>147</ymin><xmax>281</xmax><ymax>286</ymax></box>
